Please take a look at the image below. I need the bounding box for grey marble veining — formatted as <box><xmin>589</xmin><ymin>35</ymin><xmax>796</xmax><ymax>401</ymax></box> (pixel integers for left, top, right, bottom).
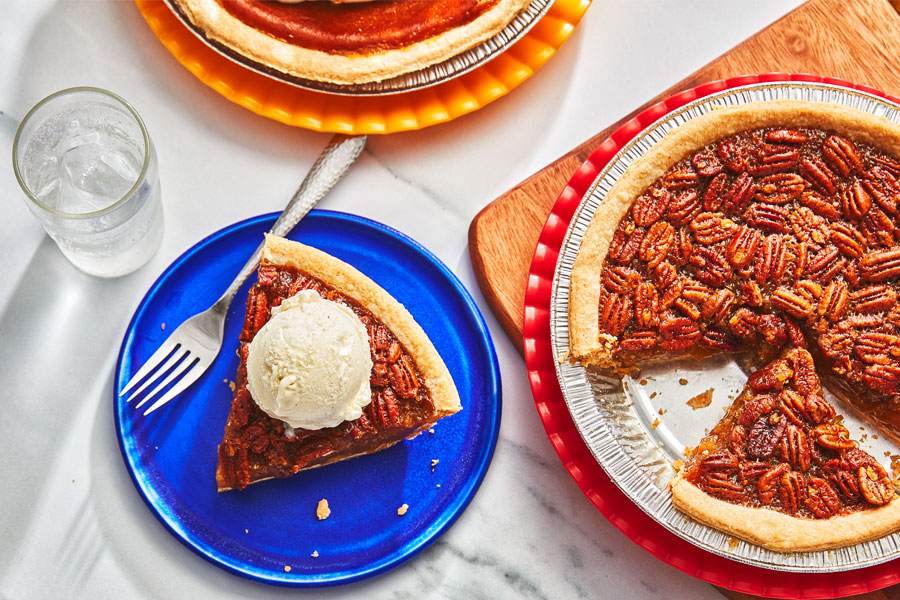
<box><xmin>1</xmin><ymin>1</ymin><xmax>804</xmax><ymax>598</ymax></box>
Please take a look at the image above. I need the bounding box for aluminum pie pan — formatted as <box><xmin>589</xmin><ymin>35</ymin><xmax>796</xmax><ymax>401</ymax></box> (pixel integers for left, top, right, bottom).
<box><xmin>549</xmin><ymin>81</ymin><xmax>900</xmax><ymax>572</ymax></box>
<box><xmin>163</xmin><ymin>0</ymin><xmax>552</xmax><ymax>97</ymax></box>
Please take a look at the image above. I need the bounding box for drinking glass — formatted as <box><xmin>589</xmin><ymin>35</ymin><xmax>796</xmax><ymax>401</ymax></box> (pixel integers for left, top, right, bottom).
<box><xmin>13</xmin><ymin>87</ymin><xmax>164</xmax><ymax>277</ymax></box>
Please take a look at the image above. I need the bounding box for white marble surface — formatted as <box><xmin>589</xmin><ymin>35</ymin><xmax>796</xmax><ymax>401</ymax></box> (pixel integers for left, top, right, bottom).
<box><xmin>0</xmin><ymin>1</ymin><xmax>806</xmax><ymax>598</ymax></box>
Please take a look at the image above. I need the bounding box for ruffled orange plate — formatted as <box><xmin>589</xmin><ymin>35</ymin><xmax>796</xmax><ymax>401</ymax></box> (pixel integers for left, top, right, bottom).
<box><xmin>134</xmin><ymin>0</ymin><xmax>591</xmax><ymax>134</ymax></box>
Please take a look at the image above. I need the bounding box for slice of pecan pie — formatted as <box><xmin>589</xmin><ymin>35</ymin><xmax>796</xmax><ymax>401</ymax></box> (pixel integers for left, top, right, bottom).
<box><xmin>171</xmin><ymin>0</ymin><xmax>532</xmax><ymax>85</ymax></box>
<box><xmin>216</xmin><ymin>235</ymin><xmax>461</xmax><ymax>491</ymax></box>
<box><xmin>568</xmin><ymin>100</ymin><xmax>900</xmax><ymax>548</ymax></box>
<box><xmin>671</xmin><ymin>348</ymin><xmax>900</xmax><ymax>552</ymax></box>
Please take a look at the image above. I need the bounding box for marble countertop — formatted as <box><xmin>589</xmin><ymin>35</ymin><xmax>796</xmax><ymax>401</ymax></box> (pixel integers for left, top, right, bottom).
<box><xmin>0</xmin><ymin>1</ymin><xmax>806</xmax><ymax>598</ymax></box>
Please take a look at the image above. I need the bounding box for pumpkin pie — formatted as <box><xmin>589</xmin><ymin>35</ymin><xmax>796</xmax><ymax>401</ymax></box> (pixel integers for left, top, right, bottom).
<box><xmin>171</xmin><ymin>0</ymin><xmax>533</xmax><ymax>85</ymax></box>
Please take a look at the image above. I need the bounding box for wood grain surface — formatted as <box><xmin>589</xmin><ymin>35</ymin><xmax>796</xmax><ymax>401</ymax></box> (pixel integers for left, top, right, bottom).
<box><xmin>469</xmin><ymin>0</ymin><xmax>900</xmax><ymax>597</ymax></box>
<box><xmin>469</xmin><ymin>0</ymin><xmax>900</xmax><ymax>355</ymax></box>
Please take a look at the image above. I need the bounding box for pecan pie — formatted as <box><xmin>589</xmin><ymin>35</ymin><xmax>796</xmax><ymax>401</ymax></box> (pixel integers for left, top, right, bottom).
<box><xmin>216</xmin><ymin>235</ymin><xmax>461</xmax><ymax>491</ymax></box>
<box><xmin>568</xmin><ymin>100</ymin><xmax>900</xmax><ymax>549</ymax></box>
<box><xmin>671</xmin><ymin>348</ymin><xmax>900</xmax><ymax>552</ymax></box>
<box><xmin>171</xmin><ymin>0</ymin><xmax>533</xmax><ymax>85</ymax></box>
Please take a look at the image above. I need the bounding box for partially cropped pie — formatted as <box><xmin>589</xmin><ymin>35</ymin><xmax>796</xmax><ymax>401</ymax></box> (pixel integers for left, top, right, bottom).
<box><xmin>569</xmin><ymin>100</ymin><xmax>900</xmax><ymax>549</ymax></box>
<box><xmin>171</xmin><ymin>0</ymin><xmax>533</xmax><ymax>85</ymax></box>
<box><xmin>216</xmin><ymin>235</ymin><xmax>461</xmax><ymax>491</ymax></box>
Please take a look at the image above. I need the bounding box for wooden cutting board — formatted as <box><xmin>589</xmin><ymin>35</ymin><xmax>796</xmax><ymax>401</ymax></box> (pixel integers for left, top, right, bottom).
<box><xmin>470</xmin><ymin>0</ymin><xmax>900</xmax><ymax>598</ymax></box>
<box><xmin>469</xmin><ymin>0</ymin><xmax>900</xmax><ymax>355</ymax></box>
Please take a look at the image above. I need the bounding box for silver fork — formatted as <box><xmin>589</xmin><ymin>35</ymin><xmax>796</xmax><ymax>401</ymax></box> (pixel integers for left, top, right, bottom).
<box><xmin>119</xmin><ymin>134</ymin><xmax>367</xmax><ymax>415</ymax></box>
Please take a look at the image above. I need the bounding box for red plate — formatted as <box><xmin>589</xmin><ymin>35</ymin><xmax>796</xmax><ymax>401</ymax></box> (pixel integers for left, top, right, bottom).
<box><xmin>523</xmin><ymin>73</ymin><xmax>900</xmax><ymax>598</ymax></box>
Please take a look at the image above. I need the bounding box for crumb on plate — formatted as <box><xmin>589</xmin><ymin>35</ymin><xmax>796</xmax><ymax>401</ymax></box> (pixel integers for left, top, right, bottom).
<box><xmin>687</xmin><ymin>389</ymin><xmax>714</xmax><ymax>410</ymax></box>
<box><xmin>397</xmin><ymin>503</ymin><xmax>409</xmax><ymax>516</ymax></box>
<box><xmin>316</xmin><ymin>499</ymin><xmax>330</xmax><ymax>520</ymax></box>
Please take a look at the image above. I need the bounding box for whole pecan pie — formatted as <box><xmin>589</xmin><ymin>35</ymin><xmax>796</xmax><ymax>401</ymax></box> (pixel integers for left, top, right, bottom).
<box><xmin>568</xmin><ymin>100</ymin><xmax>900</xmax><ymax>550</ymax></box>
<box><xmin>216</xmin><ymin>235</ymin><xmax>461</xmax><ymax>491</ymax></box>
<box><xmin>171</xmin><ymin>0</ymin><xmax>532</xmax><ymax>85</ymax></box>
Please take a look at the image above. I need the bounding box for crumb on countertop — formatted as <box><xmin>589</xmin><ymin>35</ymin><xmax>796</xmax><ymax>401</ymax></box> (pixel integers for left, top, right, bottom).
<box><xmin>428</xmin><ymin>428</ymin><xmax>435</xmax><ymax>435</ymax></box>
<box><xmin>284</xmin><ymin>566</ymin><xmax>291</xmax><ymax>573</ymax></box>
<box><xmin>397</xmin><ymin>503</ymin><xmax>409</xmax><ymax>516</ymax></box>
<box><xmin>311</xmin><ymin>550</ymin><xmax>319</xmax><ymax>558</ymax></box>
<box><xmin>431</xmin><ymin>459</ymin><xmax>439</xmax><ymax>472</ymax></box>
<box><xmin>316</xmin><ymin>499</ymin><xmax>330</xmax><ymax>520</ymax></box>
<box><xmin>161</xmin><ymin>322</ymin><xmax>165</xmax><ymax>330</ymax></box>
<box><xmin>687</xmin><ymin>389</ymin><xmax>714</xmax><ymax>410</ymax></box>
<box><xmin>651</xmin><ymin>418</ymin><xmax>661</xmax><ymax>429</ymax></box>
<box><xmin>672</xmin><ymin>460</ymin><xmax>684</xmax><ymax>472</ymax></box>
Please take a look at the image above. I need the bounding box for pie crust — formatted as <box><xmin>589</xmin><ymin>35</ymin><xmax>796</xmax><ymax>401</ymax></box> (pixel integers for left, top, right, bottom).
<box><xmin>171</xmin><ymin>0</ymin><xmax>533</xmax><ymax>85</ymax></box>
<box><xmin>216</xmin><ymin>234</ymin><xmax>461</xmax><ymax>491</ymax></box>
<box><xmin>670</xmin><ymin>474</ymin><xmax>900</xmax><ymax>552</ymax></box>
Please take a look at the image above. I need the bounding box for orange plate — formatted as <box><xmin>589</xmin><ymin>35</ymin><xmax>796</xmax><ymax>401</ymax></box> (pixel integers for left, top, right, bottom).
<box><xmin>135</xmin><ymin>0</ymin><xmax>591</xmax><ymax>134</ymax></box>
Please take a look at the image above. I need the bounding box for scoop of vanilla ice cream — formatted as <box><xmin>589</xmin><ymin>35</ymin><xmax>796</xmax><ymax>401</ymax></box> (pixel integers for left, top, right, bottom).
<box><xmin>246</xmin><ymin>289</ymin><xmax>374</xmax><ymax>430</ymax></box>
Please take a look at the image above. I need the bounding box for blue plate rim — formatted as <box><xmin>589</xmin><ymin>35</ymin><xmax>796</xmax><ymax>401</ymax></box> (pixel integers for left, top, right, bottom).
<box><xmin>113</xmin><ymin>209</ymin><xmax>501</xmax><ymax>587</ymax></box>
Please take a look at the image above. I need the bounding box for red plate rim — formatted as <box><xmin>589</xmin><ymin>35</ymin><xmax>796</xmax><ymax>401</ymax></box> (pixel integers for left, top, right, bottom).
<box><xmin>522</xmin><ymin>73</ymin><xmax>900</xmax><ymax>598</ymax></box>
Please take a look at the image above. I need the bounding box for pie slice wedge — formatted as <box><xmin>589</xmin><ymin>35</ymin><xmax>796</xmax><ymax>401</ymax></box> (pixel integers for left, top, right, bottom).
<box><xmin>670</xmin><ymin>348</ymin><xmax>900</xmax><ymax>552</ymax></box>
<box><xmin>216</xmin><ymin>234</ymin><xmax>461</xmax><ymax>491</ymax></box>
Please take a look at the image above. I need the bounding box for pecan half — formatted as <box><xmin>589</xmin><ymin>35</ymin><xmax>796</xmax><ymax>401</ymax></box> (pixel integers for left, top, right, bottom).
<box><xmin>841</xmin><ymin>180</ymin><xmax>873</xmax><ymax>220</ymax></box>
<box><xmin>830</xmin><ymin>222</ymin><xmax>866</xmax><ymax>259</ymax></box>
<box><xmin>805</xmin><ymin>477</ymin><xmax>840</xmax><ymax>519</ymax></box>
<box><xmin>658</xmin><ymin>315</ymin><xmax>701</xmax><ymax>351</ymax></box>
<box><xmin>667</xmin><ymin>189</ymin><xmax>702</xmax><ymax>226</ymax></box>
<box><xmin>854</xmin><ymin>332</ymin><xmax>900</xmax><ymax>365</ymax></box>
<box><xmin>748</xmin><ymin>413</ymin><xmax>787</xmax><ymax>459</ymax></box>
<box><xmin>799</xmin><ymin>157</ymin><xmax>838</xmax><ymax>196</ymax></box>
<box><xmin>639</xmin><ymin>221</ymin><xmax>675</xmax><ymax>268</ymax></box>
<box><xmin>811</xmin><ymin>423</ymin><xmax>855</xmax><ymax>451</ymax></box>
<box><xmin>691</xmin><ymin>151</ymin><xmax>723</xmax><ymax>177</ymax></box>
<box><xmin>747</xmin><ymin>359</ymin><xmax>794</xmax><ymax>392</ymax></box>
<box><xmin>744</xmin><ymin>203</ymin><xmax>790</xmax><ymax>233</ymax></box>
<box><xmin>851</xmin><ymin>284</ymin><xmax>898</xmax><ymax>313</ymax></box>
<box><xmin>770</xmin><ymin>287</ymin><xmax>814</xmax><ymax>320</ymax></box>
<box><xmin>859</xmin><ymin>247</ymin><xmax>900</xmax><ymax>282</ymax></box>
<box><xmin>602</xmin><ymin>266</ymin><xmax>641</xmax><ymax>295</ymax></box>
<box><xmin>799</xmin><ymin>190</ymin><xmax>841</xmax><ymax>219</ymax></box>
<box><xmin>863</xmin><ymin>364</ymin><xmax>900</xmax><ymax>394</ymax></box>
<box><xmin>631</xmin><ymin>188</ymin><xmax>671</xmax><ymax>227</ymax></box>
<box><xmin>722</xmin><ymin>172</ymin><xmax>756</xmax><ymax>214</ymax></box>
<box><xmin>757</xmin><ymin>463</ymin><xmax>790</xmax><ymax>504</ymax></box>
<box><xmin>780</xmin><ymin>471</ymin><xmax>807</xmax><ymax>515</ymax></box>
<box><xmin>389</xmin><ymin>356</ymin><xmax>420</xmax><ymax>399</ymax></box>
<box><xmin>689</xmin><ymin>247</ymin><xmax>732</xmax><ymax>287</ymax></box>
<box><xmin>859</xmin><ymin>464</ymin><xmax>894</xmax><ymax>506</ymax></box>
<box><xmin>690</xmin><ymin>212</ymin><xmax>737</xmax><ymax>245</ymax></box>
<box><xmin>702</xmin><ymin>172</ymin><xmax>728</xmax><ymax>211</ymax></box>
<box><xmin>755</xmin><ymin>173</ymin><xmax>806</xmax><ymax>204</ymax></box>
<box><xmin>633</xmin><ymin>282</ymin><xmax>660</xmax><ymax>329</ymax></box>
<box><xmin>817</xmin><ymin>280</ymin><xmax>849</xmax><ymax>322</ymax></box>
<box><xmin>822</xmin><ymin>135</ymin><xmax>865</xmax><ymax>177</ymax></box>
<box><xmin>780</xmin><ymin>424</ymin><xmax>811</xmax><ymax>472</ymax></box>
<box><xmin>725</xmin><ymin>225</ymin><xmax>761</xmax><ymax>269</ymax></box>
<box><xmin>863</xmin><ymin>166</ymin><xmax>900</xmax><ymax>215</ymax></box>
<box><xmin>599</xmin><ymin>293</ymin><xmax>633</xmax><ymax>337</ymax></box>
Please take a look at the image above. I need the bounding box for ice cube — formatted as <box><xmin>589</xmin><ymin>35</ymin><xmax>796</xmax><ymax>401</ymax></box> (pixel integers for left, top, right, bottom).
<box><xmin>61</xmin><ymin>143</ymin><xmax>137</xmax><ymax>210</ymax></box>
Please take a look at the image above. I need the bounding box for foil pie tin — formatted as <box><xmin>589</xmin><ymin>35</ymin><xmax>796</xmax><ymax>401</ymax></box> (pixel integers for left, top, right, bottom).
<box><xmin>550</xmin><ymin>82</ymin><xmax>900</xmax><ymax>572</ymax></box>
<box><xmin>163</xmin><ymin>0</ymin><xmax>553</xmax><ymax>96</ymax></box>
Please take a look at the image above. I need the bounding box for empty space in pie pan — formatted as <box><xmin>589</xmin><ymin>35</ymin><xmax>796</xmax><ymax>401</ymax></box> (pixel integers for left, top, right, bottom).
<box><xmin>550</xmin><ymin>81</ymin><xmax>900</xmax><ymax>573</ymax></box>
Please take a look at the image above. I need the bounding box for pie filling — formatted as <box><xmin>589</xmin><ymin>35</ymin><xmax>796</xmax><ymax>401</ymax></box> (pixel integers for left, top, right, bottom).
<box><xmin>217</xmin><ymin>263</ymin><xmax>436</xmax><ymax>491</ymax></box>
<box><xmin>593</xmin><ymin>126</ymin><xmax>900</xmax><ymax>437</ymax></box>
<box><xmin>681</xmin><ymin>348</ymin><xmax>894</xmax><ymax>520</ymax></box>
<box><xmin>219</xmin><ymin>0</ymin><xmax>500</xmax><ymax>54</ymax></box>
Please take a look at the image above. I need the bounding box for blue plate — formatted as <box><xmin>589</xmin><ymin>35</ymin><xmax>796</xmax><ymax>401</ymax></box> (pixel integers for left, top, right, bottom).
<box><xmin>114</xmin><ymin>211</ymin><xmax>501</xmax><ymax>587</ymax></box>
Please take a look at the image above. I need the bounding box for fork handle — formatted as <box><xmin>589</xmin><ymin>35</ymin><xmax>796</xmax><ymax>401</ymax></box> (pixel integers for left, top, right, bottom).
<box><xmin>212</xmin><ymin>133</ymin><xmax>368</xmax><ymax>314</ymax></box>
